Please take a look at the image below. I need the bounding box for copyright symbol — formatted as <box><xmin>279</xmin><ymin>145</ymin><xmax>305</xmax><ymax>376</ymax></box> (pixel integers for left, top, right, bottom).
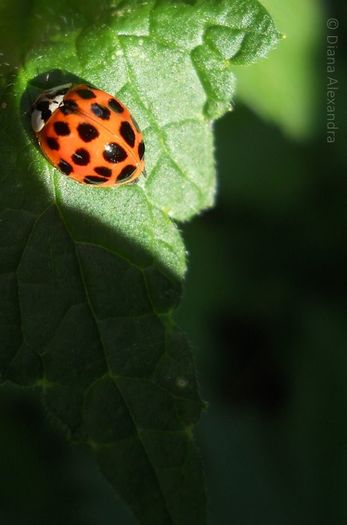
<box><xmin>327</xmin><ymin>18</ymin><xmax>339</xmax><ymax>30</ymax></box>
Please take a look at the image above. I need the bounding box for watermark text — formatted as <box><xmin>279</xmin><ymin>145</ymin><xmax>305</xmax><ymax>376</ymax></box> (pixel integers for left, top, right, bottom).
<box><xmin>326</xmin><ymin>18</ymin><xmax>339</xmax><ymax>143</ymax></box>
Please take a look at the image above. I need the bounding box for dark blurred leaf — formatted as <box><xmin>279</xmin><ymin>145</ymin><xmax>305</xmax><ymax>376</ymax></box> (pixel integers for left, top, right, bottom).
<box><xmin>178</xmin><ymin>99</ymin><xmax>347</xmax><ymax>524</ymax></box>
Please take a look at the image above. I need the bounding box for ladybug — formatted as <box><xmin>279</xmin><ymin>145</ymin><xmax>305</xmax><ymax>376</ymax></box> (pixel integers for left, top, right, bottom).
<box><xmin>31</xmin><ymin>83</ymin><xmax>145</xmax><ymax>186</ymax></box>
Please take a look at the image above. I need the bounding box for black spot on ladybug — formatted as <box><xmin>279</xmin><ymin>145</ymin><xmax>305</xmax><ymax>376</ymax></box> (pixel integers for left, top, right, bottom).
<box><xmin>72</xmin><ymin>148</ymin><xmax>90</xmax><ymax>166</ymax></box>
<box><xmin>117</xmin><ymin>164</ymin><xmax>136</xmax><ymax>182</ymax></box>
<box><xmin>138</xmin><ymin>141</ymin><xmax>145</xmax><ymax>159</ymax></box>
<box><xmin>60</xmin><ymin>99</ymin><xmax>78</xmax><ymax>115</ymax></box>
<box><xmin>54</xmin><ymin>121</ymin><xmax>71</xmax><ymax>136</ymax></box>
<box><xmin>77</xmin><ymin>122</ymin><xmax>99</xmax><ymax>142</ymax></box>
<box><xmin>58</xmin><ymin>159</ymin><xmax>73</xmax><ymax>175</ymax></box>
<box><xmin>46</xmin><ymin>137</ymin><xmax>60</xmax><ymax>150</ymax></box>
<box><xmin>120</xmin><ymin>121</ymin><xmax>135</xmax><ymax>148</ymax></box>
<box><xmin>84</xmin><ymin>175</ymin><xmax>108</xmax><ymax>185</ymax></box>
<box><xmin>103</xmin><ymin>142</ymin><xmax>127</xmax><ymax>163</ymax></box>
<box><xmin>94</xmin><ymin>166</ymin><xmax>112</xmax><ymax>177</ymax></box>
<box><xmin>108</xmin><ymin>98</ymin><xmax>124</xmax><ymax>113</ymax></box>
<box><xmin>76</xmin><ymin>88</ymin><xmax>96</xmax><ymax>99</ymax></box>
<box><xmin>91</xmin><ymin>103</ymin><xmax>111</xmax><ymax>120</ymax></box>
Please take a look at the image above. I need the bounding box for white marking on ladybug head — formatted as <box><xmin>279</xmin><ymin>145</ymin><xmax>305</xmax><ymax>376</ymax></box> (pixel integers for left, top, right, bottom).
<box><xmin>31</xmin><ymin>108</ymin><xmax>46</xmax><ymax>132</ymax></box>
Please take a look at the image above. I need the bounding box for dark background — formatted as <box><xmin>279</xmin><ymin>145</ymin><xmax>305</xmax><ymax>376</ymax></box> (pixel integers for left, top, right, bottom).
<box><xmin>1</xmin><ymin>1</ymin><xmax>346</xmax><ymax>524</ymax></box>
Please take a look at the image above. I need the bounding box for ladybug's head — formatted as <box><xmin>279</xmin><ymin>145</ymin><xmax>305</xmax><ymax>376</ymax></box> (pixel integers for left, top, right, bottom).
<box><xmin>31</xmin><ymin>83</ymin><xmax>72</xmax><ymax>133</ymax></box>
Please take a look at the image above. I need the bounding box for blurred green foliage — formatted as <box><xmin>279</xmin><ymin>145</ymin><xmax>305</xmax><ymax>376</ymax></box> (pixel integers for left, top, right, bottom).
<box><xmin>236</xmin><ymin>0</ymin><xmax>324</xmax><ymax>139</ymax></box>
<box><xmin>178</xmin><ymin>106</ymin><xmax>347</xmax><ymax>524</ymax></box>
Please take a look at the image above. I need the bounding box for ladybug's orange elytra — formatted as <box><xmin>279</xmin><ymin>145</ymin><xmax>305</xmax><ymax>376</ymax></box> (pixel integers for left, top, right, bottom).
<box><xmin>31</xmin><ymin>83</ymin><xmax>145</xmax><ymax>186</ymax></box>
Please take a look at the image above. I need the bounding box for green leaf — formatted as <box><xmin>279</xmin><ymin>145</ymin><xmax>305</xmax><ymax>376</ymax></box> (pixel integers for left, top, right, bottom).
<box><xmin>0</xmin><ymin>0</ymin><xmax>279</xmax><ymax>523</ymax></box>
